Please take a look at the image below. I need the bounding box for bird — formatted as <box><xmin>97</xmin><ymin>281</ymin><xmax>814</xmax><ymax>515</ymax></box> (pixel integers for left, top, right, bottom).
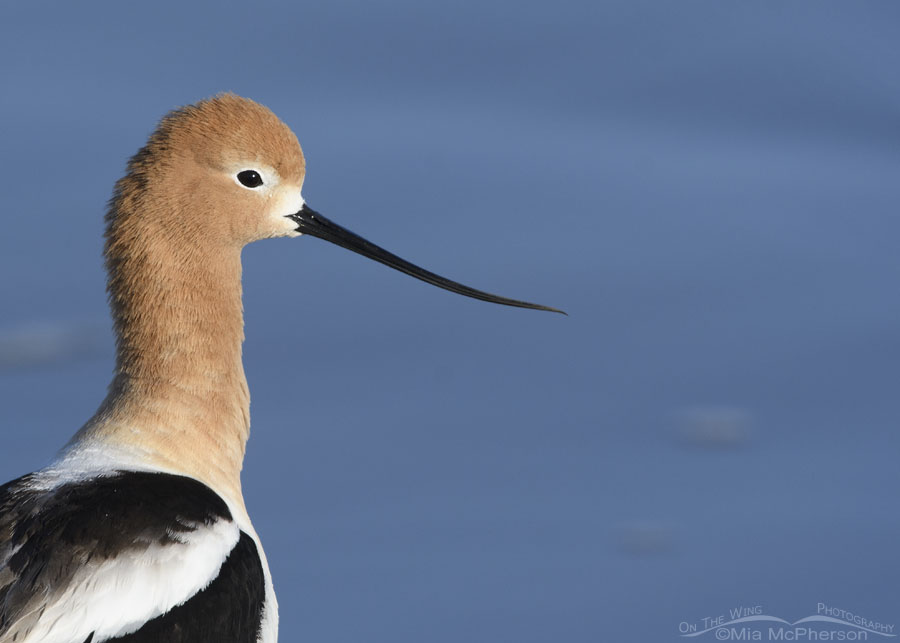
<box><xmin>0</xmin><ymin>93</ymin><xmax>562</xmax><ymax>643</ymax></box>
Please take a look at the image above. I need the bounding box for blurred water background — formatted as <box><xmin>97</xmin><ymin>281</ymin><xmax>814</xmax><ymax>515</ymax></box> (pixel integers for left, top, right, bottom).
<box><xmin>1</xmin><ymin>2</ymin><xmax>899</xmax><ymax>640</ymax></box>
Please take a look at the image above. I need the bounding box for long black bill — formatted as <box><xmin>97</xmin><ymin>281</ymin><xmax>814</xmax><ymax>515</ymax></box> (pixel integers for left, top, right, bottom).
<box><xmin>287</xmin><ymin>205</ymin><xmax>565</xmax><ymax>314</ymax></box>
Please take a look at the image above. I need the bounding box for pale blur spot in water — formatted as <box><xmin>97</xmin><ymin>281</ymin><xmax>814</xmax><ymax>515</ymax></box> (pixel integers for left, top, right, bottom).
<box><xmin>674</xmin><ymin>406</ymin><xmax>751</xmax><ymax>449</ymax></box>
<box><xmin>0</xmin><ymin>322</ymin><xmax>109</xmax><ymax>371</ymax></box>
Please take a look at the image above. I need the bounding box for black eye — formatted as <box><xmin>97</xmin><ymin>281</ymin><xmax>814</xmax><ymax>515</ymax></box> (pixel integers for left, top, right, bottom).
<box><xmin>237</xmin><ymin>170</ymin><xmax>263</xmax><ymax>188</ymax></box>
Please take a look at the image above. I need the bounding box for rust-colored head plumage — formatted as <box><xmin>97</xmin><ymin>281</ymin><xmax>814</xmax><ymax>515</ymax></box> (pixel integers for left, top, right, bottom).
<box><xmin>108</xmin><ymin>93</ymin><xmax>306</xmax><ymax>254</ymax></box>
<box><xmin>103</xmin><ymin>94</ymin><xmax>311</xmax><ymax>381</ymax></box>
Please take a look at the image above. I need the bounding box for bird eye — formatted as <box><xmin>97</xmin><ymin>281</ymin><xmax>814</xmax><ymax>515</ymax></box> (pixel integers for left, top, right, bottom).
<box><xmin>237</xmin><ymin>170</ymin><xmax>264</xmax><ymax>188</ymax></box>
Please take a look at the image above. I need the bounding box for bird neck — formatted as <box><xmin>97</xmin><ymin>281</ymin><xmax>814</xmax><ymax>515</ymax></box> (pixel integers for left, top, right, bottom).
<box><xmin>74</xmin><ymin>211</ymin><xmax>252</xmax><ymax>509</ymax></box>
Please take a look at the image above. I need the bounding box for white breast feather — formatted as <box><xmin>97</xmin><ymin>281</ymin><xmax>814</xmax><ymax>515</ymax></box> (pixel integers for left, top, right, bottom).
<box><xmin>6</xmin><ymin>519</ymin><xmax>239</xmax><ymax>643</ymax></box>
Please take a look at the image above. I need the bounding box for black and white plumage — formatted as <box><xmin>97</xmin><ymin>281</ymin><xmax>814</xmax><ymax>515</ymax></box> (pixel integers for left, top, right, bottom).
<box><xmin>0</xmin><ymin>465</ymin><xmax>269</xmax><ymax>643</ymax></box>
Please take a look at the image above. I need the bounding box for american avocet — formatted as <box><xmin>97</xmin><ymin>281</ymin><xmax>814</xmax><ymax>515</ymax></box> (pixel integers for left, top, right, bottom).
<box><xmin>0</xmin><ymin>94</ymin><xmax>561</xmax><ymax>643</ymax></box>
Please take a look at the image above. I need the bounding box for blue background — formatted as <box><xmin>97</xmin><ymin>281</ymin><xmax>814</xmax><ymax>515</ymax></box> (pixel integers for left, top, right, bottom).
<box><xmin>1</xmin><ymin>1</ymin><xmax>899</xmax><ymax>640</ymax></box>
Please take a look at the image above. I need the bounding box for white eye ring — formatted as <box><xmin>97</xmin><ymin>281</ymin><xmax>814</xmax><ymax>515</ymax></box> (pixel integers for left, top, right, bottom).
<box><xmin>236</xmin><ymin>169</ymin><xmax>264</xmax><ymax>189</ymax></box>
